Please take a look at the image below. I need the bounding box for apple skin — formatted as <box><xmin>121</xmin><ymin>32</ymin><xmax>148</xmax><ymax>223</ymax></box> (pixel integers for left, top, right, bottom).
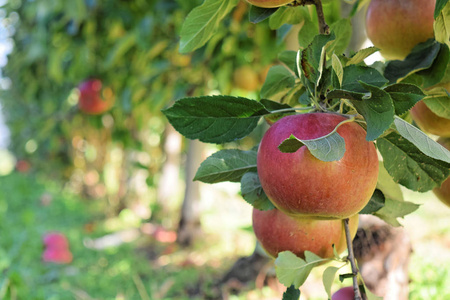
<box><xmin>246</xmin><ymin>0</ymin><xmax>293</xmax><ymax>8</ymax></box>
<box><xmin>78</xmin><ymin>79</ymin><xmax>114</xmax><ymax>115</ymax></box>
<box><xmin>365</xmin><ymin>0</ymin><xmax>435</xmax><ymax>60</ymax></box>
<box><xmin>42</xmin><ymin>248</ymin><xmax>73</xmax><ymax>264</ymax></box>
<box><xmin>331</xmin><ymin>286</ymin><xmax>354</xmax><ymax>300</ymax></box>
<box><xmin>252</xmin><ymin>208</ymin><xmax>359</xmax><ymax>259</ymax></box>
<box><xmin>433</xmin><ymin>138</ymin><xmax>450</xmax><ymax>207</ymax></box>
<box><xmin>410</xmin><ymin>100</ymin><xmax>450</xmax><ymax>137</ymax></box>
<box><xmin>257</xmin><ymin>113</ymin><xmax>379</xmax><ymax>219</ymax></box>
<box><xmin>43</xmin><ymin>232</ymin><xmax>69</xmax><ymax>250</ymax></box>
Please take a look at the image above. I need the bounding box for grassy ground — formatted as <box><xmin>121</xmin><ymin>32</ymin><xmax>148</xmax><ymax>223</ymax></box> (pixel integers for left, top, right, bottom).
<box><xmin>0</xmin><ymin>171</ymin><xmax>449</xmax><ymax>299</ymax></box>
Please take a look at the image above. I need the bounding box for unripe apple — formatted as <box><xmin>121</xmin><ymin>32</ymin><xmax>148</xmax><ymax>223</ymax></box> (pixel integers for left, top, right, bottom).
<box><xmin>257</xmin><ymin>113</ymin><xmax>378</xmax><ymax>219</ymax></box>
<box><xmin>42</xmin><ymin>248</ymin><xmax>73</xmax><ymax>264</ymax></box>
<box><xmin>43</xmin><ymin>232</ymin><xmax>69</xmax><ymax>250</ymax></box>
<box><xmin>410</xmin><ymin>100</ymin><xmax>450</xmax><ymax>137</ymax></box>
<box><xmin>252</xmin><ymin>208</ymin><xmax>359</xmax><ymax>259</ymax></box>
<box><xmin>332</xmin><ymin>286</ymin><xmax>354</xmax><ymax>300</ymax></box>
<box><xmin>233</xmin><ymin>66</ymin><xmax>260</xmax><ymax>91</ymax></box>
<box><xmin>433</xmin><ymin>137</ymin><xmax>450</xmax><ymax>207</ymax></box>
<box><xmin>365</xmin><ymin>0</ymin><xmax>435</xmax><ymax>60</ymax></box>
<box><xmin>78</xmin><ymin>79</ymin><xmax>114</xmax><ymax>115</ymax></box>
<box><xmin>245</xmin><ymin>0</ymin><xmax>294</xmax><ymax>8</ymax></box>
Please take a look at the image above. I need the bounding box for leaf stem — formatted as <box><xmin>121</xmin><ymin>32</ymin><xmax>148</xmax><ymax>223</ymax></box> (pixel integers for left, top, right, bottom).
<box><xmin>344</xmin><ymin>218</ymin><xmax>362</xmax><ymax>300</ymax></box>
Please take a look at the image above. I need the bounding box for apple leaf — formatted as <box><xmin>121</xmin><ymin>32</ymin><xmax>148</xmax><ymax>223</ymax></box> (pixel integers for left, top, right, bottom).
<box><xmin>359</xmin><ymin>189</ymin><xmax>385</xmax><ymax>214</ymax></box>
<box><xmin>384</xmin><ymin>40</ymin><xmax>441</xmax><ymax>83</ymax></box>
<box><xmin>357</xmin><ymin>274</ymin><xmax>383</xmax><ymax>300</ymax></box>
<box><xmin>346</xmin><ymin>47</ymin><xmax>379</xmax><ymax>66</ymax></box>
<box><xmin>261</xmin><ymin>65</ymin><xmax>296</xmax><ymax>100</ymax></box>
<box><xmin>297</xmin><ymin>17</ymin><xmax>317</xmax><ymax>49</ymax></box>
<box><xmin>376</xmin><ymin>161</ymin><xmax>404</xmax><ymax>202</ymax></box>
<box><xmin>301</xmin><ymin>33</ymin><xmax>336</xmax><ymax>85</ymax></box>
<box><xmin>240</xmin><ymin>172</ymin><xmax>275</xmax><ymax>211</ymax></box>
<box><xmin>435</xmin><ymin>0</ymin><xmax>449</xmax><ymax>18</ymax></box>
<box><xmin>327</xmin><ymin>19</ymin><xmax>352</xmax><ymax>56</ymax></box>
<box><xmin>331</xmin><ymin>54</ymin><xmax>344</xmax><ymax>88</ymax></box>
<box><xmin>326</xmin><ymin>89</ymin><xmax>365</xmax><ymax>101</ymax></box>
<box><xmin>179</xmin><ymin>0</ymin><xmax>239</xmax><ymax>53</ymax></box>
<box><xmin>275</xmin><ymin>251</ymin><xmax>323</xmax><ymax>289</ymax></box>
<box><xmin>249</xmin><ymin>5</ymin><xmax>278</xmax><ymax>24</ymax></box>
<box><xmin>162</xmin><ymin>95</ymin><xmax>269</xmax><ymax>143</ymax></box>
<box><xmin>377</xmin><ymin>132</ymin><xmax>450</xmax><ymax>192</ymax></box>
<box><xmin>260</xmin><ymin>99</ymin><xmax>296</xmax><ymax>124</ymax></box>
<box><xmin>322</xmin><ymin>266</ymin><xmax>340</xmax><ymax>299</ymax></box>
<box><xmin>383</xmin><ymin>83</ymin><xmax>425</xmax><ymax>115</ymax></box>
<box><xmin>434</xmin><ymin>2</ymin><xmax>450</xmax><ymax>46</ymax></box>
<box><xmin>374</xmin><ymin>197</ymin><xmax>420</xmax><ymax>227</ymax></box>
<box><xmin>394</xmin><ymin>117</ymin><xmax>450</xmax><ymax>163</ymax></box>
<box><xmin>193</xmin><ymin>149</ymin><xmax>257</xmax><ymax>183</ymax></box>
<box><xmin>341</xmin><ymin>65</ymin><xmax>388</xmax><ymax>93</ymax></box>
<box><xmin>269</xmin><ymin>6</ymin><xmax>308</xmax><ymax>29</ymax></box>
<box><xmin>350</xmin><ymin>81</ymin><xmax>395</xmax><ymax>141</ymax></box>
<box><xmin>282</xmin><ymin>285</ymin><xmax>300</xmax><ymax>300</ymax></box>
<box><xmin>423</xmin><ymin>92</ymin><xmax>450</xmax><ymax>119</ymax></box>
<box><xmin>278</xmin><ymin>51</ymin><xmax>300</xmax><ymax>77</ymax></box>
<box><xmin>415</xmin><ymin>43</ymin><xmax>450</xmax><ymax>88</ymax></box>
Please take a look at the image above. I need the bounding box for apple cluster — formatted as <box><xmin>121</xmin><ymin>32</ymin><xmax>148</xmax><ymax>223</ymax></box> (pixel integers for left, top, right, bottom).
<box><xmin>365</xmin><ymin>0</ymin><xmax>450</xmax><ymax>207</ymax></box>
<box><xmin>42</xmin><ymin>232</ymin><xmax>73</xmax><ymax>264</ymax></box>
<box><xmin>253</xmin><ymin>113</ymin><xmax>379</xmax><ymax>260</ymax></box>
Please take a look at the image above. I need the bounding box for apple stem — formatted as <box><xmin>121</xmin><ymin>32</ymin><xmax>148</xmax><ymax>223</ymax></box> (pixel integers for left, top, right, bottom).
<box><xmin>344</xmin><ymin>218</ymin><xmax>362</xmax><ymax>300</ymax></box>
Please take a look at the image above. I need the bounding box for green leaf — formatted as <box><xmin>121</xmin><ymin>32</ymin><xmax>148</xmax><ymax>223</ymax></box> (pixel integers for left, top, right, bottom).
<box><xmin>423</xmin><ymin>92</ymin><xmax>450</xmax><ymax>119</ymax></box>
<box><xmin>384</xmin><ymin>40</ymin><xmax>441</xmax><ymax>83</ymax></box>
<box><xmin>162</xmin><ymin>96</ymin><xmax>268</xmax><ymax>143</ymax></box>
<box><xmin>351</xmin><ymin>81</ymin><xmax>395</xmax><ymax>141</ymax></box>
<box><xmin>278</xmin><ymin>51</ymin><xmax>300</xmax><ymax>77</ymax></box>
<box><xmin>374</xmin><ymin>198</ymin><xmax>420</xmax><ymax>227</ymax></box>
<box><xmin>341</xmin><ymin>65</ymin><xmax>388</xmax><ymax>93</ymax></box>
<box><xmin>275</xmin><ymin>251</ymin><xmax>323</xmax><ymax>289</ymax></box>
<box><xmin>332</xmin><ymin>54</ymin><xmax>344</xmax><ymax>88</ymax></box>
<box><xmin>376</xmin><ymin>161</ymin><xmax>404</xmax><ymax>202</ymax></box>
<box><xmin>104</xmin><ymin>33</ymin><xmax>137</xmax><ymax>68</ymax></box>
<box><xmin>415</xmin><ymin>44</ymin><xmax>450</xmax><ymax>88</ymax></box>
<box><xmin>393</xmin><ymin>117</ymin><xmax>450</xmax><ymax>163</ymax></box>
<box><xmin>269</xmin><ymin>6</ymin><xmax>308</xmax><ymax>29</ymax></box>
<box><xmin>327</xmin><ymin>19</ymin><xmax>352</xmax><ymax>56</ymax></box>
<box><xmin>260</xmin><ymin>65</ymin><xmax>296</xmax><ymax>99</ymax></box>
<box><xmin>278</xmin><ymin>130</ymin><xmax>345</xmax><ymax>162</ymax></box>
<box><xmin>301</xmin><ymin>33</ymin><xmax>336</xmax><ymax>84</ymax></box>
<box><xmin>282</xmin><ymin>285</ymin><xmax>301</xmax><ymax>300</ymax></box>
<box><xmin>322</xmin><ymin>266</ymin><xmax>340</xmax><ymax>298</ymax></box>
<box><xmin>240</xmin><ymin>172</ymin><xmax>275</xmax><ymax>211</ymax></box>
<box><xmin>326</xmin><ymin>89</ymin><xmax>365</xmax><ymax>101</ymax></box>
<box><xmin>377</xmin><ymin>132</ymin><xmax>450</xmax><ymax>192</ymax></box>
<box><xmin>346</xmin><ymin>47</ymin><xmax>380</xmax><ymax>66</ymax></box>
<box><xmin>297</xmin><ymin>18</ymin><xmax>317</xmax><ymax>49</ymax></box>
<box><xmin>384</xmin><ymin>83</ymin><xmax>425</xmax><ymax>115</ymax></box>
<box><xmin>435</xmin><ymin>0</ymin><xmax>449</xmax><ymax>18</ymax></box>
<box><xmin>434</xmin><ymin>3</ymin><xmax>450</xmax><ymax>46</ymax></box>
<box><xmin>179</xmin><ymin>0</ymin><xmax>239</xmax><ymax>53</ymax></box>
<box><xmin>249</xmin><ymin>5</ymin><xmax>278</xmax><ymax>24</ymax></box>
<box><xmin>194</xmin><ymin>149</ymin><xmax>257</xmax><ymax>183</ymax></box>
<box><xmin>359</xmin><ymin>189</ymin><xmax>386</xmax><ymax>214</ymax></box>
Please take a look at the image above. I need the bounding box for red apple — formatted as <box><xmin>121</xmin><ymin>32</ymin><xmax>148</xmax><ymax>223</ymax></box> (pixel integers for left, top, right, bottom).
<box><xmin>78</xmin><ymin>79</ymin><xmax>114</xmax><ymax>115</ymax></box>
<box><xmin>433</xmin><ymin>137</ymin><xmax>450</xmax><ymax>207</ymax></box>
<box><xmin>365</xmin><ymin>0</ymin><xmax>435</xmax><ymax>60</ymax></box>
<box><xmin>43</xmin><ymin>232</ymin><xmax>69</xmax><ymax>250</ymax></box>
<box><xmin>410</xmin><ymin>100</ymin><xmax>450</xmax><ymax>137</ymax></box>
<box><xmin>42</xmin><ymin>248</ymin><xmax>73</xmax><ymax>264</ymax></box>
<box><xmin>245</xmin><ymin>0</ymin><xmax>293</xmax><ymax>8</ymax></box>
<box><xmin>257</xmin><ymin>113</ymin><xmax>378</xmax><ymax>219</ymax></box>
<box><xmin>252</xmin><ymin>208</ymin><xmax>359</xmax><ymax>259</ymax></box>
<box><xmin>332</xmin><ymin>286</ymin><xmax>354</xmax><ymax>300</ymax></box>
<box><xmin>15</xmin><ymin>160</ymin><xmax>31</xmax><ymax>173</ymax></box>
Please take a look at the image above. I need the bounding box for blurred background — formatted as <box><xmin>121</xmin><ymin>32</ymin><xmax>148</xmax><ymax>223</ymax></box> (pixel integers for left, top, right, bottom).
<box><xmin>0</xmin><ymin>0</ymin><xmax>448</xmax><ymax>299</ymax></box>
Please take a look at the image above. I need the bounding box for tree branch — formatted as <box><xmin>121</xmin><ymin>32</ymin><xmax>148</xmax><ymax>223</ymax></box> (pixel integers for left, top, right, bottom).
<box><xmin>344</xmin><ymin>218</ymin><xmax>362</xmax><ymax>300</ymax></box>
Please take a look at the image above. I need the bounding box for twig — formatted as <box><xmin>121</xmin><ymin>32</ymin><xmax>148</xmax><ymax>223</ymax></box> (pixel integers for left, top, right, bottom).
<box><xmin>312</xmin><ymin>0</ymin><xmax>329</xmax><ymax>34</ymax></box>
<box><xmin>344</xmin><ymin>218</ymin><xmax>362</xmax><ymax>300</ymax></box>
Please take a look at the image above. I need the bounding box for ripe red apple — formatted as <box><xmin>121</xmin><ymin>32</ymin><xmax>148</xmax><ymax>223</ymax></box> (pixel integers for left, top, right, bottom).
<box><xmin>245</xmin><ymin>0</ymin><xmax>293</xmax><ymax>8</ymax></box>
<box><xmin>78</xmin><ymin>79</ymin><xmax>114</xmax><ymax>115</ymax></box>
<box><xmin>252</xmin><ymin>208</ymin><xmax>359</xmax><ymax>259</ymax></box>
<box><xmin>43</xmin><ymin>232</ymin><xmax>69</xmax><ymax>250</ymax></box>
<box><xmin>257</xmin><ymin>113</ymin><xmax>378</xmax><ymax>219</ymax></box>
<box><xmin>410</xmin><ymin>100</ymin><xmax>450</xmax><ymax>137</ymax></box>
<box><xmin>332</xmin><ymin>286</ymin><xmax>354</xmax><ymax>300</ymax></box>
<box><xmin>42</xmin><ymin>248</ymin><xmax>73</xmax><ymax>264</ymax></box>
<box><xmin>433</xmin><ymin>137</ymin><xmax>450</xmax><ymax>207</ymax></box>
<box><xmin>365</xmin><ymin>0</ymin><xmax>435</xmax><ymax>60</ymax></box>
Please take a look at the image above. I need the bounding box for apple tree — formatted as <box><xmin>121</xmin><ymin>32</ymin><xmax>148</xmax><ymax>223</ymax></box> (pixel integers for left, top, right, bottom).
<box><xmin>162</xmin><ymin>0</ymin><xmax>450</xmax><ymax>298</ymax></box>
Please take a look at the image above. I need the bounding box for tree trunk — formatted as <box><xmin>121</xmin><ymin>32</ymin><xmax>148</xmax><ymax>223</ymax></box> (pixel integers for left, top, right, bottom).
<box><xmin>177</xmin><ymin>139</ymin><xmax>203</xmax><ymax>247</ymax></box>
